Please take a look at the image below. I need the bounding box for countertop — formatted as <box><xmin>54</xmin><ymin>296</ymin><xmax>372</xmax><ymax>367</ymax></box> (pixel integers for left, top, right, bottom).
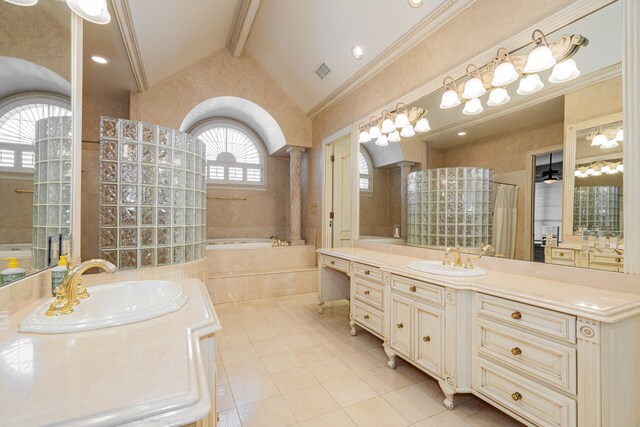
<box><xmin>318</xmin><ymin>247</ymin><xmax>640</xmax><ymax>323</ymax></box>
<box><xmin>0</xmin><ymin>278</ymin><xmax>221</xmax><ymax>427</ymax></box>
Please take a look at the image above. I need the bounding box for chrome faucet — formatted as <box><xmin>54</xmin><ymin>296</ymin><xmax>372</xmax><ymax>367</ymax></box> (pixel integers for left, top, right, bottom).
<box><xmin>46</xmin><ymin>259</ymin><xmax>117</xmax><ymax>316</ymax></box>
<box><xmin>443</xmin><ymin>247</ymin><xmax>463</xmax><ymax>267</ymax></box>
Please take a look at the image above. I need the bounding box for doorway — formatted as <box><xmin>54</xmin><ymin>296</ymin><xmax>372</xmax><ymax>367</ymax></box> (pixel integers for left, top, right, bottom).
<box><xmin>322</xmin><ymin>129</ymin><xmax>353</xmax><ymax>249</ymax></box>
<box><xmin>532</xmin><ymin>150</ymin><xmax>563</xmax><ymax>262</ymax></box>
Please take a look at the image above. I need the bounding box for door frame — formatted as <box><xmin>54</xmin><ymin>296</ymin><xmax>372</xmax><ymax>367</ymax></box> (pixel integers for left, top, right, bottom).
<box><xmin>321</xmin><ymin>125</ymin><xmax>358</xmax><ymax>249</ymax></box>
<box><xmin>524</xmin><ymin>144</ymin><xmax>564</xmax><ymax>261</ymax></box>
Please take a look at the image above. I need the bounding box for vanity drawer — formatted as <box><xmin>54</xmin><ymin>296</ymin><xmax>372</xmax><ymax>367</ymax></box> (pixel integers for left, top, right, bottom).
<box><xmin>589</xmin><ymin>253</ymin><xmax>623</xmax><ymax>268</ymax></box>
<box><xmin>475</xmin><ymin>294</ymin><xmax>576</xmax><ymax>343</ymax></box>
<box><xmin>551</xmin><ymin>248</ymin><xmax>574</xmax><ymax>261</ymax></box>
<box><xmin>391</xmin><ymin>275</ymin><xmax>444</xmax><ymax>306</ymax></box>
<box><xmin>476</xmin><ymin>319</ymin><xmax>576</xmax><ymax>394</ymax></box>
<box><xmin>320</xmin><ymin>255</ymin><xmax>349</xmax><ymax>273</ymax></box>
<box><xmin>475</xmin><ymin>358</ymin><xmax>576</xmax><ymax>427</ymax></box>
<box><xmin>353</xmin><ymin>263</ymin><xmax>383</xmax><ymax>283</ymax></box>
<box><xmin>353</xmin><ymin>301</ymin><xmax>383</xmax><ymax>336</ymax></box>
<box><xmin>354</xmin><ymin>279</ymin><xmax>384</xmax><ymax>310</ymax></box>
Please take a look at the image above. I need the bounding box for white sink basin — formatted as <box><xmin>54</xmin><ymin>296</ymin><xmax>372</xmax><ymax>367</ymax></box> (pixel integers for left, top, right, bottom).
<box><xmin>407</xmin><ymin>260</ymin><xmax>487</xmax><ymax>277</ymax></box>
<box><xmin>19</xmin><ymin>280</ymin><xmax>188</xmax><ymax>334</ymax></box>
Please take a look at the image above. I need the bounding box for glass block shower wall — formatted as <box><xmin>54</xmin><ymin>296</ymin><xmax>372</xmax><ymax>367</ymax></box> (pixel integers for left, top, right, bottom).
<box><xmin>99</xmin><ymin>117</ymin><xmax>207</xmax><ymax>269</ymax></box>
<box><xmin>573</xmin><ymin>186</ymin><xmax>621</xmax><ymax>232</ymax></box>
<box><xmin>32</xmin><ymin>116</ymin><xmax>73</xmax><ymax>270</ymax></box>
<box><xmin>407</xmin><ymin>167</ymin><xmax>493</xmax><ymax>249</ymax></box>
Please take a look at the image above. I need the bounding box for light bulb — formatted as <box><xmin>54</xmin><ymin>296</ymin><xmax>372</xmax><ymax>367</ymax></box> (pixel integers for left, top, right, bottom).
<box><xmin>524</xmin><ymin>44</ymin><xmax>556</xmax><ymax>73</ymax></box>
<box><xmin>462</xmin><ymin>98</ymin><xmax>483</xmax><ymax>115</ymax></box>
<box><xmin>381</xmin><ymin>118</ymin><xmax>395</xmax><ymax>134</ymax></box>
<box><xmin>574</xmin><ymin>170</ymin><xmax>581</xmax><ymax>177</ymax></box>
<box><xmin>462</xmin><ymin>76</ymin><xmax>486</xmax><ymax>99</ymax></box>
<box><xmin>369</xmin><ymin>125</ymin><xmax>381</xmax><ymax>139</ymax></box>
<box><xmin>387</xmin><ymin>131</ymin><xmax>401</xmax><ymax>143</ymax></box>
<box><xmin>586</xmin><ymin>167</ymin><xmax>594</xmax><ymax>175</ymax></box>
<box><xmin>601</xmin><ymin>165</ymin><xmax>611</xmax><ymax>173</ymax></box>
<box><xmin>414</xmin><ymin>117</ymin><xmax>430</xmax><ymax>133</ymax></box>
<box><xmin>617</xmin><ymin>164</ymin><xmax>624</xmax><ymax>172</ymax></box>
<box><xmin>616</xmin><ymin>128</ymin><xmax>623</xmax><ymax>142</ymax></box>
<box><xmin>66</xmin><ymin>0</ymin><xmax>111</xmax><ymax>24</ymax></box>
<box><xmin>487</xmin><ymin>87</ymin><xmax>511</xmax><ymax>106</ymax></box>
<box><xmin>549</xmin><ymin>58</ymin><xmax>580</xmax><ymax>83</ymax></box>
<box><xmin>591</xmin><ymin>132</ymin><xmax>608</xmax><ymax>146</ymax></box>
<box><xmin>394</xmin><ymin>113</ymin><xmax>409</xmax><ymax>129</ymax></box>
<box><xmin>440</xmin><ymin>89</ymin><xmax>461</xmax><ymax>109</ymax></box>
<box><xmin>517</xmin><ymin>74</ymin><xmax>544</xmax><ymax>95</ymax></box>
<box><xmin>592</xmin><ymin>170</ymin><xmax>602</xmax><ymax>176</ymax></box>
<box><xmin>400</xmin><ymin>124</ymin><xmax>415</xmax><ymax>138</ymax></box>
<box><xmin>79</xmin><ymin>0</ymin><xmax>101</xmax><ymax>16</ymax></box>
<box><xmin>375</xmin><ymin>134</ymin><xmax>388</xmax><ymax>147</ymax></box>
<box><xmin>492</xmin><ymin>61</ymin><xmax>519</xmax><ymax>86</ymax></box>
<box><xmin>607</xmin><ymin>168</ymin><xmax>618</xmax><ymax>174</ymax></box>
<box><xmin>601</xmin><ymin>139</ymin><xmax>619</xmax><ymax>149</ymax></box>
<box><xmin>358</xmin><ymin>130</ymin><xmax>371</xmax><ymax>144</ymax></box>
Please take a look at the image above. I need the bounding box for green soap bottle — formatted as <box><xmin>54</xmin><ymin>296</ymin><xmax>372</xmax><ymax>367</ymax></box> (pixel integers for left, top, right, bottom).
<box><xmin>51</xmin><ymin>256</ymin><xmax>68</xmax><ymax>296</ymax></box>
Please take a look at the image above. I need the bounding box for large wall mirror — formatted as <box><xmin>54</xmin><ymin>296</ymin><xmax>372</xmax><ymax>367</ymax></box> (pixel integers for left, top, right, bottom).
<box><xmin>0</xmin><ymin>1</ymin><xmax>74</xmax><ymax>285</ymax></box>
<box><xmin>357</xmin><ymin>1</ymin><xmax>625</xmax><ymax>272</ymax></box>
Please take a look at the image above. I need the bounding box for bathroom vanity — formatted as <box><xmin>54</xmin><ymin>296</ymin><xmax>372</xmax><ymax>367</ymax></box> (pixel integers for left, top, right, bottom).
<box><xmin>0</xmin><ymin>278</ymin><xmax>221</xmax><ymax>427</ymax></box>
<box><xmin>318</xmin><ymin>247</ymin><xmax>640</xmax><ymax>427</ymax></box>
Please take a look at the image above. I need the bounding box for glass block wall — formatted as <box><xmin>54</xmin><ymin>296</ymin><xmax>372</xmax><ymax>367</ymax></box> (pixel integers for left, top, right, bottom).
<box><xmin>32</xmin><ymin>116</ymin><xmax>73</xmax><ymax>270</ymax></box>
<box><xmin>99</xmin><ymin>117</ymin><xmax>207</xmax><ymax>269</ymax></box>
<box><xmin>407</xmin><ymin>167</ymin><xmax>493</xmax><ymax>249</ymax></box>
<box><xmin>573</xmin><ymin>186</ymin><xmax>621</xmax><ymax>232</ymax></box>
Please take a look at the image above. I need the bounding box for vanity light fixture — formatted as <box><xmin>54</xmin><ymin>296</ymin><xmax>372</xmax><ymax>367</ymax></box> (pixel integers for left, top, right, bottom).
<box><xmin>491</xmin><ymin>48</ymin><xmax>519</xmax><ymax>87</ymax></box>
<box><xmin>358</xmin><ymin>124</ymin><xmax>372</xmax><ymax>144</ymax></box>
<box><xmin>601</xmin><ymin>139</ymin><xmax>619</xmax><ymax>149</ymax></box>
<box><xmin>440</xmin><ymin>77</ymin><xmax>462</xmax><ymax>109</ymax></box>
<box><xmin>380</xmin><ymin>112</ymin><xmax>396</xmax><ymax>134</ymax></box>
<box><xmin>517</xmin><ymin>73</ymin><xmax>544</xmax><ymax>95</ymax></box>
<box><xmin>615</xmin><ymin>128</ymin><xmax>624</xmax><ymax>142</ymax></box>
<box><xmin>617</xmin><ymin>163</ymin><xmax>624</xmax><ymax>172</ymax></box>
<box><xmin>549</xmin><ymin>58</ymin><xmax>580</xmax><ymax>83</ymax></box>
<box><xmin>462</xmin><ymin>98</ymin><xmax>483</xmax><ymax>115</ymax></box>
<box><xmin>3</xmin><ymin>0</ymin><xmax>38</xmax><ymax>6</ymax></box>
<box><xmin>66</xmin><ymin>0</ymin><xmax>111</xmax><ymax>24</ymax></box>
<box><xmin>368</xmin><ymin>117</ymin><xmax>382</xmax><ymax>140</ymax></box>
<box><xmin>588</xmin><ymin>127</ymin><xmax>609</xmax><ymax>146</ymax></box>
<box><xmin>487</xmin><ymin>87</ymin><xmax>510</xmax><ymax>106</ymax></box>
<box><xmin>400</xmin><ymin>124</ymin><xmax>416</xmax><ymax>138</ymax></box>
<box><xmin>91</xmin><ymin>55</ymin><xmax>108</xmax><ymax>64</ymax></box>
<box><xmin>357</xmin><ymin>103</ymin><xmax>429</xmax><ymax>147</ymax></box>
<box><xmin>414</xmin><ymin>117</ymin><xmax>430</xmax><ymax>133</ymax></box>
<box><xmin>375</xmin><ymin>134</ymin><xmax>389</xmax><ymax>147</ymax></box>
<box><xmin>387</xmin><ymin>130</ymin><xmax>401</xmax><ymax>143</ymax></box>
<box><xmin>462</xmin><ymin>64</ymin><xmax>486</xmax><ymax>99</ymax></box>
<box><xmin>576</xmin><ymin>161</ymin><xmax>623</xmax><ymax>177</ymax></box>
<box><xmin>352</xmin><ymin>46</ymin><xmax>364</xmax><ymax>60</ymax></box>
<box><xmin>524</xmin><ymin>29</ymin><xmax>557</xmax><ymax>73</ymax></box>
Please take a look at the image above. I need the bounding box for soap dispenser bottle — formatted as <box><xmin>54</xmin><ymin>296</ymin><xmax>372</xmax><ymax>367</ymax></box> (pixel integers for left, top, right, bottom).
<box><xmin>1</xmin><ymin>258</ymin><xmax>26</xmax><ymax>286</ymax></box>
<box><xmin>51</xmin><ymin>255</ymin><xmax>68</xmax><ymax>296</ymax></box>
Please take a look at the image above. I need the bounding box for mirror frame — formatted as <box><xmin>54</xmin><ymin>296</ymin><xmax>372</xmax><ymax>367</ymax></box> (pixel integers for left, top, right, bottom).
<box><xmin>349</xmin><ymin>0</ymin><xmax>639</xmax><ymax>274</ymax></box>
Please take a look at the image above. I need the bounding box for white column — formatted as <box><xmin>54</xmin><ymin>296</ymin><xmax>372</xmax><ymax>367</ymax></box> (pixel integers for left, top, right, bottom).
<box><xmin>623</xmin><ymin>0</ymin><xmax>640</xmax><ymax>274</ymax></box>
<box><xmin>398</xmin><ymin>162</ymin><xmax>414</xmax><ymax>238</ymax></box>
<box><xmin>287</xmin><ymin>147</ymin><xmax>305</xmax><ymax>245</ymax></box>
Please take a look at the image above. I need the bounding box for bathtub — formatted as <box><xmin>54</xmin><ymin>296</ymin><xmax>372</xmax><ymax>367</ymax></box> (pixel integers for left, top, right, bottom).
<box><xmin>207</xmin><ymin>238</ymin><xmax>274</xmax><ymax>250</ymax></box>
<box><xmin>0</xmin><ymin>243</ymin><xmax>32</xmax><ymax>259</ymax></box>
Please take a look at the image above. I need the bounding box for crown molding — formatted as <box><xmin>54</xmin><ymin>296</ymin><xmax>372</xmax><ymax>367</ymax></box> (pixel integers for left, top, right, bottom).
<box><xmin>229</xmin><ymin>0</ymin><xmax>262</xmax><ymax>58</ymax></box>
<box><xmin>307</xmin><ymin>0</ymin><xmax>475</xmax><ymax>119</ymax></box>
<box><xmin>110</xmin><ymin>0</ymin><xmax>149</xmax><ymax>92</ymax></box>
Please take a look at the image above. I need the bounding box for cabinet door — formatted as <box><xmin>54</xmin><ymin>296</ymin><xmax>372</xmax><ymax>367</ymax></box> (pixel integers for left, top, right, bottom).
<box><xmin>390</xmin><ymin>293</ymin><xmax>412</xmax><ymax>358</ymax></box>
<box><xmin>414</xmin><ymin>302</ymin><xmax>444</xmax><ymax>377</ymax></box>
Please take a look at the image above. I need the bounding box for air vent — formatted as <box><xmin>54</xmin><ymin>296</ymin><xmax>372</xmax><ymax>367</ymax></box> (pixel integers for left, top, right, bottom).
<box><xmin>315</xmin><ymin>62</ymin><xmax>331</xmax><ymax>80</ymax></box>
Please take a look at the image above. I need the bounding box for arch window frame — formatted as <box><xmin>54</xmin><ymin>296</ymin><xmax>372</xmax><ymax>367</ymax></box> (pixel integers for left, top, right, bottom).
<box><xmin>359</xmin><ymin>148</ymin><xmax>373</xmax><ymax>194</ymax></box>
<box><xmin>191</xmin><ymin>118</ymin><xmax>268</xmax><ymax>188</ymax></box>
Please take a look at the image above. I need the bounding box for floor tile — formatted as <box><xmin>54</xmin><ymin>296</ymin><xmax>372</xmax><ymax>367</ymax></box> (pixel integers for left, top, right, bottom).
<box><xmin>218</xmin><ymin>341</ymin><xmax>258</xmax><ymax>363</ymax></box>
<box><xmin>293</xmin><ymin>343</ymin><xmax>335</xmax><ymax>365</ymax></box>
<box><xmin>223</xmin><ymin>356</ymin><xmax>269</xmax><ymax>383</ymax></box>
<box><xmin>464</xmin><ymin>407</ymin><xmax>525</xmax><ymax>426</ymax></box>
<box><xmin>217</xmin><ymin>408</ymin><xmax>242</xmax><ymax>427</ymax></box>
<box><xmin>261</xmin><ymin>350</ymin><xmax>303</xmax><ymax>373</ymax></box>
<box><xmin>229</xmin><ymin>373</ymin><xmax>280</xmax><ymax>406</ymax></box>
<box><xmin>271</xmin><ymin>365</ymin><xmax>319</xmax><ymax>394</ymax></box>
<box><xmin>322</xmin><ymin>375</ymin><xmax>378</xmax><ymax>407</ymax></box>
<box><xmin>216</xmin><ymin>382</ymin><xmax>236</xmax><ymax>412</ymax></box>
<box><xmin>282</xmin><ymin>333</ymin><xmax>321</xmax><ymax>350</ymax></box>
<box><xmin>339</xmin><ymin>349</ymin><xmax>387</xmax><ymax>373</ymax></box>
<box><xmin>252</xmin><ymin>337</ymin><xmax>290</xmax><ymax>356</ymax></box>
<box><xmin>297</xmin><ymin>409</ymin><xmax>357</xmax><ymax>427</ymax></box>
<box><xmin>413</xmin><ymin>410</ymin><xmax>472</xmax><ymax>427</ymax></box>
<box><xmin>283</xmin><ymin>384</ymin><xmax>340</xmax><ymax>421</ymax></box>
<box><xmin>307</xmin><ymin>357</ymin><xmax>354</xmax><ymax>383</ymax></box>
<box><xmin>358</xmin><ymin>365</ymin><xmax>422</xmax><ymax>394</ymax></box>
<box><xmin>344</xmin><ymin>396</ymin><xmax>411</xmax><ymax>427</ymax></box>
<box><xmin>237</xmin><ymin>395</ymin><xmax>297</xmax><ymax>427</ymax></box>
<box><xmin>383</xmin><ymin>382</ymin><xmax>446</xmax><ymax>423</ymax></box>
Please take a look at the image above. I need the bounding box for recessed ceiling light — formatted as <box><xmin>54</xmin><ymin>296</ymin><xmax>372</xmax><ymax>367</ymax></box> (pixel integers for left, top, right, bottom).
<box><xmin>91</xmin><ymin>55</ymin><xmax>108</xmax><ymax>64</ymax></box>
<box><xmin>457</xmin><ymin>131</ymin><xmax>467</xmax><ymax>136</ymax></box>
<box><xmin>352</xmin><ymin>46</ymin><xmax>364</xmax><ymax>60</ymax></box>
<box><xmin>407</xmin><ymin>0</ymin><xmax>423</xmax><ymax>7</ymax></box>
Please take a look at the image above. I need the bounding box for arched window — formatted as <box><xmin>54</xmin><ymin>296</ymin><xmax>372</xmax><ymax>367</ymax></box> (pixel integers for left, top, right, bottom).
<box><xmin>0</xmin><ymin>95</ymin><xmax>71</xmax><ymax>173</ymax></box>
<box><xmin>193</xmin><ymin>120</ymin><xmax>266</xmax><ymax>186</ymax></box>
<box><xmin>359</xmin><ymin>149</ymin><xmax>372</xmax><ymax>192</ymax></box>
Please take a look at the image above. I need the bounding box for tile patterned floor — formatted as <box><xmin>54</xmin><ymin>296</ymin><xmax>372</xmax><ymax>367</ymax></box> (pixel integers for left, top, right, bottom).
<box><xmin>214</xmin><ymin>292</ymin><xmax>524</xmax><ymax>427</ymax></box>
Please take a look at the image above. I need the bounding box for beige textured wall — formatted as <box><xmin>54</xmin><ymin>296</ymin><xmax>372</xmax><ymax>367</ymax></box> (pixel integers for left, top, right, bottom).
<box><xmin>306</xmin><ymin>0</ymin><xmax>576</xmax><ymax>246</ymax></box>
<box><xmin>206</xmin><ymin>156</ymin><xmax>290</xmax><ymax>240</ymax></box>
<box><xmin>0</xmin><ymin>177</ymin><xmax>33</xmax><ymax>244</ymax></box>
<box><xmin>359</xmin><ymin>167</ymin><xmax>401</xmax><ymax>238</ymax></box>
<box><xmin>429</xmin><ymin>121</ymin><xmax>564</xmax><ymax>260</ymax></box>
<box><xmin>565</xmin><ymin>76</ymin><xmax>622</xmax><ymax>125</ymax></box>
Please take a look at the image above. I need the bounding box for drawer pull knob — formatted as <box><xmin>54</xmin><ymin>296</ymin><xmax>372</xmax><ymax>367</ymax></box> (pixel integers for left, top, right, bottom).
<box><xmin>559</xmin><ymin>252</ymin><xmax>564</xmax><ymax>257</ymax></box>
<box><xmin>616</xmin><ymin>257</ymin><xmax>621</xmax><ymax>263</ymax></box>
<box><xmin>511</xmin><ymin>347</ymin><xmax>522</xmax><ymax>356</ymax></box>
<box><xmin>511</xmin><ymin>311</ymin><xmax>522</xmax><ymax>320</ymax></box>
<box><xmin>397</xmin><ymin>322</ymin><xmax>404</xmax><ymax>329</ymax></box>
<box><xmin>364</xmin><ymin>270</ymin><xmax>370</xmax><ymax>275</ymax></box>
<box><xmin>330</xmin><ymin>260</ymin><xmax>335</xmax><ymax>265</ymax></box>
<box><xmin>423</xmin><ymin>335</ymin><xmax>431</xmax><ymax>342</ymax></box>
<box><xmin>363</xmin><ymin>314</ymin><xmax>370</xmax><ymax>320</ymax></box>
<box><xmin>511</xmin><ymin>392</ymin><xmax>523</xmax><ymax>401</ymax></box>
<box><xmin>363</xmin><ymin>290</ymin><xmax>370</xmax><ymax>295</ymax></box>
<box><xmin>409</xmin><ymin>286</ymin><xmax>417</xmax><ymax>292</ymax></box>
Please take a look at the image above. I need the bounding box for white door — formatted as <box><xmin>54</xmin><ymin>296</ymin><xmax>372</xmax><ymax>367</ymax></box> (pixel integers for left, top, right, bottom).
<box><xmin>332</xmin><ymin>136</ymin><xmax>352</xmax><ymax>247</ymax></box>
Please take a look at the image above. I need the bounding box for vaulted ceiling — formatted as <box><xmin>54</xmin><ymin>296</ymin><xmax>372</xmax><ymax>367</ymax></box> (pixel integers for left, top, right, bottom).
<box><xmin>83</xmin><ymin>0</ymin><xmax>463</xmax><ymax>113</ymax></box>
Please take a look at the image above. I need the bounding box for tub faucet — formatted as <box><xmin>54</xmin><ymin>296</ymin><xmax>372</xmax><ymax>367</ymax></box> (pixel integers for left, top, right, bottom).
<box><xmin>46</xmin><ymin>259</ymin><xmax>117</xmax><ymax>316</ymax></box>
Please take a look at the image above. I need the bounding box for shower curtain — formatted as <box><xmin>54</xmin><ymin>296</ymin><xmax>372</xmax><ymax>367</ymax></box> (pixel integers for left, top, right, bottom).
<box><xmin>493</xmin><ymin>184</ymin><xmax>518</xmax><ymax>259</ymax></box>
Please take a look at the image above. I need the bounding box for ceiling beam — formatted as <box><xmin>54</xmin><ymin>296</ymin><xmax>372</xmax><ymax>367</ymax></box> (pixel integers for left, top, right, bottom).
<box><xmin>110</xmin><ymin>0</ymin><xmax>149</xmax><ymax>92</ymax></box>
<box><xmin>229</xmin><ymin>0</ymin><xmax>262</xmax><ymax>58</ymax></box>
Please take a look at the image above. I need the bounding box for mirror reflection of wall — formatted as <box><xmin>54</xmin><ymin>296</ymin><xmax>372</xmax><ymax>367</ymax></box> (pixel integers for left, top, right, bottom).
<box><xmin>0</xmin><ymin>1</ymin><xmax>72</xmax><ymax>283</ymax></box>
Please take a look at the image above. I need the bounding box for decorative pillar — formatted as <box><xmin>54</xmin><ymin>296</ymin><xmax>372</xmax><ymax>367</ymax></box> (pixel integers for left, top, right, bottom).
<box><xmin>623</xmin><ymin>0</ymin><xmax>640</xmax><ymax>274</ymax></box>
<box><xmin>398</xmin><ymin>162</ymin><xmax>414</xmax><ymax>238</ymax></box>
<box><xmin>287</xmin><ymin>147</ymin><xmax>305</xmax><ymax>245</ymax></box>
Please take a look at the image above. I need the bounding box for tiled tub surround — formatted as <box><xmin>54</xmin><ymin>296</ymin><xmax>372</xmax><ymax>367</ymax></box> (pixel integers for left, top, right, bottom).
<box><xmin>32</xmin><ymin>116</ymin><xmax>73</xmax><ymax>270</ymax></box>
<box><xmin>318</xmin><ymin>246</ymin><xmax>640</xmax><ymax>426</ymax></box>
<box><xmin>98</xmin><ymin>117</ymin><xmax>207</xmax><ymax>269</ymax></box>
<box><xmin>407</xmin><ymin>168</ymin><xmax>493</xmax><ymax>249</ymax></box>
<box><xmin>0</xmin><ymin>278</ymin><xmax>220</xmax><ymax>426</ymax></box>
